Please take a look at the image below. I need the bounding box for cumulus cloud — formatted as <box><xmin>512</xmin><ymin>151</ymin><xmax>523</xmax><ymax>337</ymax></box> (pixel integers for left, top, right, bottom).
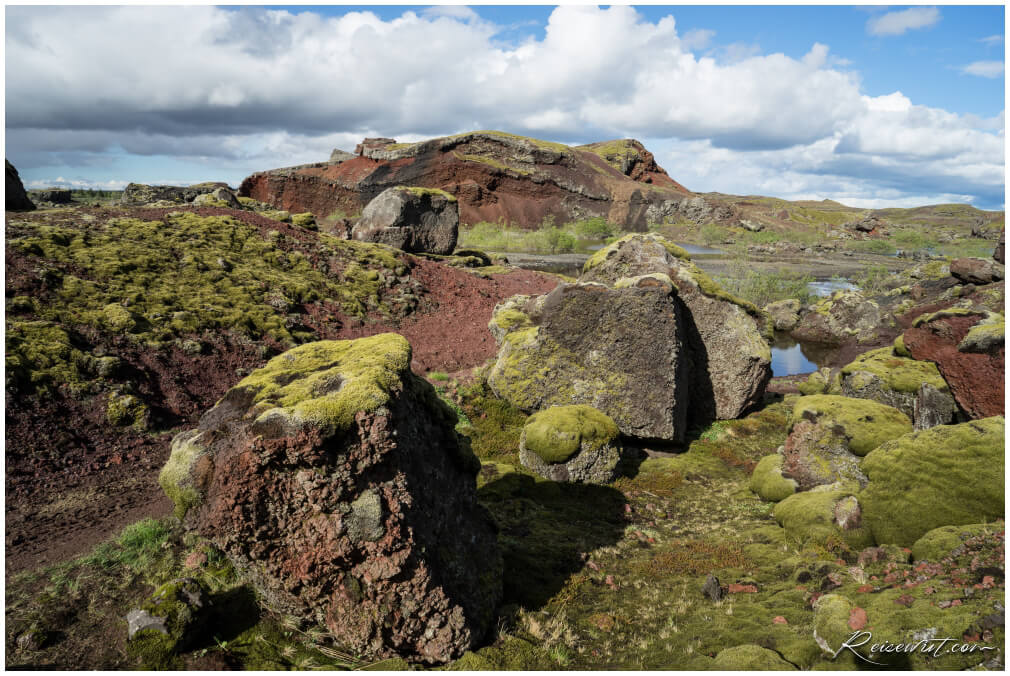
<box><xmin>5</xmin><ymin>5</ymin><xmax>1003</xmax><ymax>208</ymax></box>
<box><xmin>866</xmin><ymin>7</ymin><xmax>940</xmax><ymax>37</ymax></box>
<box><xmin>962</xmin><ymin>61</ymin><xmax>1005</xmax><ymax>78</ymax></box>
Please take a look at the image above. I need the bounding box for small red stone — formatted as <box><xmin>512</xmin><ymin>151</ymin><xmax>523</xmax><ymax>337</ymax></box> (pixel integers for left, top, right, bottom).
<box><xmin>772</xmin><ymin>616</ymin><xmax>788</xmax><ymax>625</ymax></box>
<box><xmin>728</xmin><ymin>583</ymin><xmax>758</xmax><ymax>594</ymax></box>
<box><xmin>848</xmin><ymin>607</ymin><xmax>868</xmax><ymax>631</ymax></box>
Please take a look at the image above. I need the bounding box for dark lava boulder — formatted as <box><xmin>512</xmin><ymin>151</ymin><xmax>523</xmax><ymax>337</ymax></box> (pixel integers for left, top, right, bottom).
<box><xmin>950</xmin><ymin>257</ymin><xmax>1005</xmax><ymax>285</ymax></box>
<box><xmin>352</xmin><ymin>186</ymin><xmax>459</xmax><ymax>255</ymax></box>
<box><xmin>158</xmin><ymin>334</ymin><xmax>501</xmax><ymax>664</ymax></box>
<box><xmin>791</xmin><ymin>290</ymin><xmax>881</xmax><ymax>346</ymax></box>
<box><xmin>901</xmin><ymin>309</ymin><xmax>1004</xmax><ymax>419</ymax></box>
<box><xmin>121</xmin><ymin>181</ymin><xmax>231</xmax><ymax>206</ymax></box>
<box><xmin>30</xmin><ymin>187</ymin><xmax>72</xmax><ymax>204</ymax></box>
<box><xmin>6</xmin><ymin>160</ymin><xmax>35</xmax><ymax>211</ymax></box>
<box><xmin>488</xmin><ymin>277</ymin><xmax>689</xmax><ymax>442</ymax></box>
<box><xmin>581</xmin><ymin>234</ymin><xmax>771</xmax><ymax>420</ymax></box>
<box><xmin>995</xmin><ymin>229</ymin><xmax>1005</xmax><ymax>265</ymax></box>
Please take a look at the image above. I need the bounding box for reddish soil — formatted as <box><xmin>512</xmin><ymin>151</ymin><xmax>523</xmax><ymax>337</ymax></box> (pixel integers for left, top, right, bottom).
<box><xmin>5</xmin><ymin>216</ymin><xmax>559</xmax><ymax>575</ymax></box>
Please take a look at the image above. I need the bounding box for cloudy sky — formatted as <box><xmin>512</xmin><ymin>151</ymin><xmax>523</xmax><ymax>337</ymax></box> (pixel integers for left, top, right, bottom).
<box><xmin>5</xmin><ymin>4</ymin><xmax>1005</xmax><ymax>209</ymax></box>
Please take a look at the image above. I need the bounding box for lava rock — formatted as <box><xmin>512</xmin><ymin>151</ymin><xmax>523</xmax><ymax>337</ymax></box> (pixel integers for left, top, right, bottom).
<box><xmin>950</xmin><ymin>257</ymin><xmax>1004</xmax><ymax>285</ymax></box>
<box><xmin>352</xmin><ymin>186</ymin><xmax>459</xmax><ymax>255</ymax></box>
<box><xmin>792</xmin><ymin>290</ymin><xmax>881</xmax><ymax>346</ymax></box>
<box><xmin>157</xmin><ymin>334</ymin><xmax>501</xmax><ymax>664</ymax></box>
<box><xmin>519</xmin><ymin>405</ymin><xmax>624</xmax><ymax>484</ymax></box>
<box><xmin>6</xmin><ymin>160</ymin><xmax>35</xmax><ymax>211</ymax></box>
<box><xmin>122</xmin><ymin>181</ymin><xmax>230</xmax><ymax>206</ymax></box>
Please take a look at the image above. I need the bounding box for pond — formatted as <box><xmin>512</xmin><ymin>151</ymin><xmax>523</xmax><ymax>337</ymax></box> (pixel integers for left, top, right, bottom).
<box><xmin>770</xmin><ymin>332</ymin><xmax>837</xmax><ymax>377</ymax></box>
<box><xmin>807</xmin><ymin>279</ymin><xmax>858</xmax><ymax>297</ymax></box>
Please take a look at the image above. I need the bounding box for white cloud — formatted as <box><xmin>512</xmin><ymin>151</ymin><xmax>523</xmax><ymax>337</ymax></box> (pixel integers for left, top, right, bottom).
<box><xmin>979</xmin><ymin>34</ymin><xmax>1003</xmax><ymax>46</ymax></box>
<box><xmin>962</xmin><ymin>61</ymin><xmax>1005</xmax><ymax>78</ymax></box>
<box><xmin>4</xmin><ymin>5</ymin><xmax>1003</xmax><ymax>208</ymax></box>
<box><xmin>866</xmin><ymin>7</ymin><xmax>940</xmax><ymax>37</ymax></box>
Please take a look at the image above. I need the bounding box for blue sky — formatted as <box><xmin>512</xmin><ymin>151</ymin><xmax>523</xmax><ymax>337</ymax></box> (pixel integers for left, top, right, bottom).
<box><xmin>6</xmin><ymin>4</ymin><xmax>1005</xmax><ymax>209</ymax></box>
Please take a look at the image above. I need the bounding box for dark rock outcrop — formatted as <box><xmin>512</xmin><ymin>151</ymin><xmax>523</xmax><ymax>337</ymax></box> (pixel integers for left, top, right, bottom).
<box><xmin>488</xmin><ymin>235</ymin><xmax>770</xmax><ymax>442</ymax></box>
<box><xmin>6</xmin><ymin>160</ymin><xmax>35</xmax><ymax>211</ymax></box>
<box><xmin>121</xmin><ymin>182</ymin><xmax>231</xmax><ymax>206</ymax></box>
<box><xmin>29</xmin><ymin>188</ymin><xmax>72</xmax><ymax>204</ymax></box>
<box><xmin>239</xmin><ymin>131</ymin><xmax>732</xmax><ymax>231</ymax></box>
<box><xmin>581</xmin><ymin>234</ymin><xmax>772</xmax><ymax>421</ymax></box>
<box><xmin>901</xmin><ymin>310</ymin><xmax>1004</xmax><ymax>419</ymax></box>
<box><xmin>791</xmin><ymin>290</ymin><xmax>881</xmax><ymax>346</ymax></box>
<box><xmin>995</xmin><ymin>229</ymin><xmax>1005</xmax><ymax>265</ymax></box>
<box><xmin>352</xmin><ymin>186</ymin><xmax>459</xmax><ymax>255</ymax></box>
<box><xmin>488</xmin><ymin>278</ymin><xmax>689</xmax><ymax>442</ymax></box>
<box><xmin>950</xmin><ymin>257</ymin><xmax>1004</xmax><ymax>285</ymax></box>
<box><xmin>158</xmin><ymin>334</ymin><xmax>501</xmax><ymax>663</ymax></box>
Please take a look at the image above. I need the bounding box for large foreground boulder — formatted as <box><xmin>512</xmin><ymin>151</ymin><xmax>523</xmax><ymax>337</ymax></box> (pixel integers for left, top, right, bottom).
<box><xmin>950</xmin><ymin>257</ymin><xmax>1004</xmax><ymax>285</ymax></box>
<box><xmin>488</xmin><ymin>278</ymin><xmax>688</xmax><ymax>442</ymax></box>
<box><xmin>6</xmin><ymin>160</ymin><xmax>35</xmax><ymax>211</ymax></box>
<box><xmin>901</xmin><ymin>309</ymin><xmax>1004</xmax><ymax>419</ymax></box>
<box><xmin>860</xmin><ymin>417</ymin><xmax>1004</xmax><ymax>547</ymax></box>
<box><xmin>351</xmin><ymin>186</ymin><xmax>459</xmax><ymax>255</ymax></box>
<box><xmin>838</xmin><ymin>347</ymin><xmax>958</xmax><ymax>429</ymax></box>
<box><xmin>158</xmin><ymin>334</ymin><xmax>501</xmax><ymax>663</ymax></box>
<box><xmin>581</xmin><ymin>234</ymin><xmax>771</xmax><ymax>420</ymax></box>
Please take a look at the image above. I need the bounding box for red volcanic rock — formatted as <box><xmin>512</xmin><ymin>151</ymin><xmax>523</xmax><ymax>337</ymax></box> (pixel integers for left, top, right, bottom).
<box><xmin>159</xmin><ymin>335</ymin><xmax>501</xmax><ymax>663</ymax></box>
<box><xmin>901</xmin><ymin>311</ymin><xmax>1005</xmax><ymax>419</ymax></box>
<box><xmin>239</xmin><ymin>131</ymin><xmax>721</xmax><ymax>231</ymax></box>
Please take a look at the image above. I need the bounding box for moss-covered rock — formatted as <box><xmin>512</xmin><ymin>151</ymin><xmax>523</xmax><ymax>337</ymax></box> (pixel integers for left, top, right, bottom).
<box><xmin>487</xmin><ymin>295</ymin><xmax>535</xmax><ymax>345</ymax></box>
<box><xmin>712</xmin><ymin>644</ymin><xmax>797</xmax><ymax>670</ymax></box>
<box><xmin>797</xmin><ymin>368</ymin><xmax>840</xmax><ymax>396</ymax></box>
<box><xmin>910</xmin><ymin>522</ymin><xmax>997</xmax><ymax>562</ymax></box>
<box><xmin>291</xmin><ymin>212</ymin><xmax>317</xmax><ymax>229</ymax></box>
<box><xmin>764</xmin><ymin>299</ymin><xmax>802</xmax><ymax>332</ymax></box>
<box><xmin>790</xmin><ymin>395</ymin><xmax>912</xmax><ymax>457</ymax></box>
<box><xmin>749</xmin><ymin>454</ymin><xmax>797</xmax><ymax>502</ymax></box>
<box><xmin>860</xmin><ymin>417</ymin><xmax>1004</xmax><ymax>547</ymax></box>
<box><xmin>352</xmin><ymin>185</ymin><xmax>459</xmax><ymax>255</ymax></box>
<box><xmin>106</xmin><ymin>393</ymin><xmax>149</xmax><ymax>430</ymax></box>
<box><xmin>262</xmin><ymin>209</ymin><xmax>292</xmax><ymax>223</ymax></box>
<box><xmin>958</xmin><ymin>312</ymin><xmax>1004</xmax><ymax>353</ymax></box>
<box><xmin>519</xmin><ymin>405</ymin><xmax>623</xmax><ymax>484</ymax></box>
<box><xmin>838</xmin><ymin>347</ymin><xmax>957</xmax><ymax>429</ymax></box>
<box><xmin>774</xmin><ymin>487</ymin><xmax>874</xmax><ymax>552</ymax></box>
<box><xmin>792</xmin><ymin>290</ymin><xmax>881</xmax><ymax>345</ymax></box>
<box><xmin>126</xmin><ymin>577</ymin><xmax>207</xmax><ymax>669</ymax></box>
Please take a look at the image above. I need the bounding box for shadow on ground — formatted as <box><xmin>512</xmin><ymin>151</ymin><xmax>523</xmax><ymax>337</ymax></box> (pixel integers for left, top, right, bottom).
<box><xmin>477</xmin><ymin>469</ymin><xmax>628</xmax><ymax>610</ymax></box>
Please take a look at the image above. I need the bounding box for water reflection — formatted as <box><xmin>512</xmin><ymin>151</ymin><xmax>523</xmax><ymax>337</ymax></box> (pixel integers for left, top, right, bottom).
<box><xmin>770</xmin><ymin>332</ymin><xmax>836</xmax><ymax>377</ymax></box>
<box><xmin>807</xmin><ymin>279</ymin><xmax>858</xmax><ymax>297</ymax></box>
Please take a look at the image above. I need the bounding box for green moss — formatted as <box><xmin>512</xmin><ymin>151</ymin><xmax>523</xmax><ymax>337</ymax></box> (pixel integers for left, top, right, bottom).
<box><xmin>235</xmin><ymin>334</ymin><xmax>411</xmax><ymax>436</ymax></box>
<box><xmin>106</xmin><ymin>393</ymin><xmax>148</xmax><ymax>430</ymax></box>
<box><xmin>840</xmin><ymin>347</ymin><xmax>948</xmax><ymax>394</ymax></box>
<box><xmin>860</xmin><ymin>417</ymin><xmax>1004</xmax><ymax>546</ymax></box>
<box><xmin>798</xmin><ymin>370</ymin><xmax>829</xmax><ymax>396</ymax></box>
<box><xmin>522</xmin><ymin>405</ymin><xmax>619</xmax><ymax>464</ymax></box>
<box><xmin>774</xmin><ymin>489</ymin><xmax>874</xmax><ymax>552</ymax></box>
<box><xmin>712</xmin><ymin>644</ymin><xmax>797</xmax><ymax>670</ymax></box>
<box><xmin>451</xmin><ymin>151</ymin><xmax>531</xmax><ymax>176</ymax></box>
<box><xmin>5</xmin><ymin>320</ymin><xmax>93</xmax><ymax>394</ymax></box>
<box><xmin>262</xmin><ymin>209</ymin><xmax>292</xmax><ymax>223</ymax></box>
<box><xmin>958</xmin><ymin>312</ymin><xmax>1003</xmax><ymax>352</ymax></box>
<box><xmin>488</xmin><ymin>308</ymin><xmax>531</xmax><ymax>337</ymax></box>
<box><xmin>101</xmin><ymin>303</ymin><xmax>137</xmax><ymax>332</ymax></box>
<box><xmin>892</xmin><ymin>333</ymin><xmax>910</xmax><ymax>357</ymax></box>
<box><xmin>291</xmin><ymin>212</ymin><xmax>317</xmax><ymax>229</ymax></box>
<box><xmin>447</xmin><ymin>635</ymin><xmax>552</xmax><ymax>670</ymax></box>
<box><xmin>158</xmin><ymin>430</ymin><xmax>208</xmax><ymax>519</ymax></box>
<box><xmin>397</xmin><ymin>185</ymin><xmax>457</xmax><ymax>202</ymax></box>
<box><xmin>582</xmin><ymin>233</ymin><xmax>691</xmax><ymax>275</ymax></box>
<box><xmin>791</xmin><ymin>395</ymin><xmax>912</xmax><ymax>457</ymax></box>
<box><xmin>911</xmin><ymin>306</ymin><xmax>984</xmax><ymax>327</ymax></box>
<box><xmin>750</xmin><ymin>454</ymin><xmax>797</xmax><ymax>502</ymax></box>
<box><xmin>911</xmin><ymin>522</ymin><xmax>996</xmax><ymax>562</ymax></box>
<box><xmin>128</xmin><ymin>578</ymin><xmax>207</xmax><ymax>669</ymax></box>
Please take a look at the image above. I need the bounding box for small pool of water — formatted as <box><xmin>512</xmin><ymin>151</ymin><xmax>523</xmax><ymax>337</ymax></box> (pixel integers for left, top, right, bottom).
<box><xmin>807</xmin><ymin>279</ymin><xmax>858</xmax><ymax>297</ymax></box>
<box><xmin>770</xmin><ymin>332</ymin><xmax>837</xmax><ymax>377</ymax></box>
<box><xmin>580</xmin><ymin>240</ymin><xmax>723</xmax><ymax>255</ymax></box>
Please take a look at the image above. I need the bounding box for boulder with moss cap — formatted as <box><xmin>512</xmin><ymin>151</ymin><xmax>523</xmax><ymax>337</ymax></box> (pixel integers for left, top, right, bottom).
<box><xmin>580</xmin><ymin>233</ymin><xmax>771</xmax><ymax>420</ymax></box>
<box><xmin>838</xmin><ymin>347</ymin><xmax>957</xmax><ymax>429</ymax></box>
<box><xmin>126</xmin><ymin>578</ymin><xmax>207</xmax><ymax>668</ymax></box>
<box><xmin>352</xmin><ymin>185</ymin><xmax>459</xmax><ymax>255</ymax></box>
<box><xmin>158</xmin><ymin>333</ymin><xmax>501</xmax><ymax>664</ymax></box>
<box><xmin>488</xmin><ymin>278</ymin><xmax>689</xmax><ymax>442</ymax></box>
<box><xmin>859</xmin><ymin>416</ymin><xmax>1003</xmax><ymax>547</ymax></box>
<box><xmin>774</xmin><ymin>485</ymin><xmax>873</xmax><ymax>552</ymax></box>
<box><xmin>519</xmin><ymin>405</ymin><xmax>624</xmax><ymax>483</ymax></box>
<box><xmin>750</xmin><ymin>453</ymin><xmax>797</xmax><ymax>502</ymax></box>
<box><xmin>911</xmin><ymin>522</ymin><xmax>998</xmax><ymax>563</ymax></box>
<box><xmin>713</xmin><ymin>644</ymin><xmax>797</xmax><ymax>670</ymax></box>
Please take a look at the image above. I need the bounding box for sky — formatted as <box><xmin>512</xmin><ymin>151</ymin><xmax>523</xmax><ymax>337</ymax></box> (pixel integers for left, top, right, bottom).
<box><xmin>5</xmin><ymin>4</ymin><xmax>1006</xmax><ymax>210</ymax></box>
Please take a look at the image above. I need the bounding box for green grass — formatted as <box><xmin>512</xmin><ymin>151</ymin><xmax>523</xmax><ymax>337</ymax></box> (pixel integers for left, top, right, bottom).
<box><xmin>847</xmin><ymin>239</ymin><xmax>897</xmax><ymax>255</ymax></box>
<box><xmin>458</xmin><ymin>218</ymin><xmax>615</xmax><ymax>254</ymax></box>
<box><xmin>714</xmin><ymin>259</ymin><xmax>818</xmax><ymax>306</ymax></box>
